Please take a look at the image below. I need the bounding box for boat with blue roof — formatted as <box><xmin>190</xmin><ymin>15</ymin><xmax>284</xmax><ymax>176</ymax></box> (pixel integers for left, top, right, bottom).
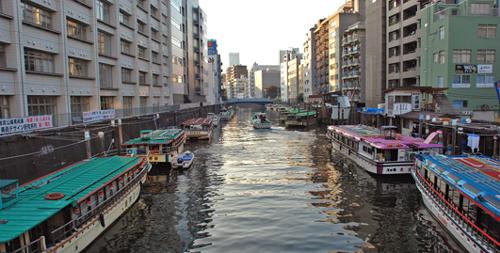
<box><xmin>123</xmin><ymin>128</ymin><xmax>186</xmax><ymax>164</ymax></box>
<box><xmin>171</xmin><ymin>150</ymin><xmax>195</xmax><ymax>169</ymax></box>
<box><xmin>0</xmin><ymin>156</ymin><xmax>151</xmax><ymax>253</ymax></box>
<box><xmin>327</xmin><ymin>125</ymin><xmax>443</xmax><ymax>175</ymax></box>
<box><xmin>413</xmin><ymin>154</ymin><xmax>500</xmax><ymax>252</ymax></box>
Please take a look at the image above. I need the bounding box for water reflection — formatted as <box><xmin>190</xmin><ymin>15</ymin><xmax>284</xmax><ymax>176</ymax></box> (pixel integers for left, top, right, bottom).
<box><xmin>85</xmin><ymin>107</ymin><xmax>459</xmax><ymax>253</ymax></box>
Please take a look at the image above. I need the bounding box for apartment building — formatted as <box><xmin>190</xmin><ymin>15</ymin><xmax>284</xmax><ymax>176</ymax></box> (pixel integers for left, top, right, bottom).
<box><xmin>207</xmin><ymin>39</ymin><xmax>222</xmax><ymax>104</ymax></box>
<box><xmin>341</xmin><ymin>21</ymin><xmax>366</xmax><ymax>104</ymax></box>
<box><xmin>280</xmin><ymin>51</ymin><xmax>302</xmax><ymax>102</ymax></box>
<box><xmin>420</xmin><ymin>0</ymin><xmax>500</xmax><ymax>121</ymax></box>
<box><xmin>225</xmin><ymin>64</ymin><xmax>247</xmax><ymax>99</ymax></box>
<box><xmin>301</xmin><ymin>28</ymin><xmax>317</xmax><ymax>101</ymax></box>
<box><xmin>248</xmin><ymin>62</ymin><xmax>279</xmax><ymax>98</ymax></box>
<box><xmin>254</xmin><ymin>69</ymin><xmax>280</xmax><ymax>99</ymax></box>
<box><xmin>0</xmin><ymin>0</ymin><xmax>210</xmax><ymax>120</ymax></box>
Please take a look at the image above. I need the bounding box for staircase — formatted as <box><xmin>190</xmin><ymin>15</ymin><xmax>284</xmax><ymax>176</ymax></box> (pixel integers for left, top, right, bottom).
<box><xmin>432</xmin><ymin>94</ymin><xmax>456</xmax><ymax>114</ymax></box>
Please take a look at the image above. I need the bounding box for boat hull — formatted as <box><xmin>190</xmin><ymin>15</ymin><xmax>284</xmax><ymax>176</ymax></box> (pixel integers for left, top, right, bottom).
<box><xmin>328</xmin><ymin>135</ymin><xmax>413</xmax><ymax>175</ymax></box>
<box><xmin>185</xmin><ymin>130</ymin><xmax>211</xmax><ymax>140</ymax></box>
<box><xmin>412</xmin><ymin>169</ymin><xmax>484</xmax><ymax>253</ymax></box>
<box><xmin>253</xmin><ymin>122</ymin><xmax>272</xmax><ymax>129</ymax></box>
<box><xmin>51</xmin><ymin>174</ymin><xmax>147</xmax><ymax>253</ymax></box>
<box><xmin>285</xmin><ymin>118</ymin><xmax>316</xmax><ymax>127</ymax></box>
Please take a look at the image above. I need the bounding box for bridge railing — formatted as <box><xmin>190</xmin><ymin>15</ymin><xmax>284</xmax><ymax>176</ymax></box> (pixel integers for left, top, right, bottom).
<box><xmin>226</xmin><ymin>98</ymin><xmax>275</xmax><ymax>103</ymax></box>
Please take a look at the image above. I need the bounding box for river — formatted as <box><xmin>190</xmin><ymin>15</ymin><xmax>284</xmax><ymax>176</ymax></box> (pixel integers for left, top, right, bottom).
<box><xmin>85</xmin><ymin>107</ymin><xmax>462</xmax><ymax>253</ymax></box>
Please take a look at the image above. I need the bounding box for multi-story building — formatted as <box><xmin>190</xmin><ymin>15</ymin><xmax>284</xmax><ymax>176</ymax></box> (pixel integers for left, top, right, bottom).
<box><xmin>314</xmin><ymin>0</ymin><xmax>363</xmax><ymax>94</ymax></box>
<box><xmin>254</xmin><ymin>69</ymin><xmax>280</xmax><ymax>99</ymax></box>
<box><xmin>341</xmin><ymin>21</ymin><xmax>366</xmax><ymax>104</ymax></box>
<box><xmin>248</xmin><ymin>63</ymin><xmax>279</xmax><ymax>98</ymax></box>
<box><xmin>302</xmin><ymin>28</ymin><xmax>317</xmax><ymax>101</ymax></box>
<box><xmin>0</xmin><ymin>0</ymin><xmax>210</xmax><ymax>120</ymax></box>
<box><xmin>386</xmin><ymin>0</ymin><xmax>432</xmax><ymax>91</ymax></box>
<box><xmin>279</xmin><ymin>48</ymin><xmax>298</xmax><ymax>64</ymax></box>
<box><xmin>229</xmin><ymin>52</ymin><xmax>240</xmax><ymax>67</ymax></box>
<box><xmin>280</xmin><ymin>51</ymin><xmax>302</xmax><ymax>102</ymax></box>
<box><xmin>235</xmin><ymin>76</ymin><xmax>249</xmax><ymax>99</ymax></box>
<box><xmin>208</xmin><ymin>39</ymin><xmax>222</xmax><ymax>104</ymax></box>
<box><xmin>225</xmin><ymin>64</ymin><xmax>247</xmax><ymax>99</ymax></box>
<box><xmin>420</xmin><ymin>0</ymin><xmax>500</xmax><ymax>121</ymax></box>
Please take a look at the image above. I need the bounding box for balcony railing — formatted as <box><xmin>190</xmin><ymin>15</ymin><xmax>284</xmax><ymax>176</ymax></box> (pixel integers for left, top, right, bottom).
<box><xmin>434</xmin><ymin>7</ymin><xmax>500</xmax><ymax>22</ymax></box>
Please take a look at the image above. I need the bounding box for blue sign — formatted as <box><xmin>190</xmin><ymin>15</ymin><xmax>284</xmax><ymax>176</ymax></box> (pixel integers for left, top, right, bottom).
<box><xmin>495</xmin><ymin>82</ymin><xmax>500</xmax><ymax>106</ymax></box>
<box><xmin>208</xmin><ymin>40</ymin><xmax>217</xmax><ymax>55</ymax></box>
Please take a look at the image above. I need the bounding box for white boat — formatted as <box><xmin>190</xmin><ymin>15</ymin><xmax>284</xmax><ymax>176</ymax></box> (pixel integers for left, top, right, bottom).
<box><xmin>0</xmin><ymin>156</ymin><xmax>151</xmax><ymax>253</ymax></box>
<box><xmin>219</xmin><ymin>107</ymin><xmax>234</xmax><ymax>120</ymax></box>
<box><xmin>171</xmin><ymin>150</ymin><xmax>194</xmax><ymax>169</ymax></box>
<box><xmin>207</xmin><ymin>112</ymin><xmax>219</xmax><ymax>127</ymax></box>
<box><xmin>413</xmin><ymin>154</ymin><xmax>500</xmax><ymax>253</ymax></box>
<box><xmin>326</xmin><ymin>125</ymin><xmax>443</xmax><ymax>175</ymax></box>
<box><xmin>251</xmin><ymin>112</ymin><xmax>272</xmax><ymax>129</ymax></box>
<box><xmin>123</xmin><ymin>128</ymin><xmax>186</xmax><ymax>164</ymax></box>
<box><xmin>180</xmin><ymin>118</ymin><xmax>213</xmax><ymax>140</ymax></box>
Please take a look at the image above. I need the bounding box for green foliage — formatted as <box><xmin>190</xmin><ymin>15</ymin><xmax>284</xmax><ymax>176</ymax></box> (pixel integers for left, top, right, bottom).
<box><xmin>221</xmin><ymin>88</ymin><xmax>228</xmax><ymax>101</ymax></box>
<box><xmin>265</xmin><ymin>85</ymin><xmax>278</xmax><ymax>99</ymax></box>
<box><xmin>297</xmin><ymin>93</ymin><xmax>304</xmax><ymax>103</ymax></box>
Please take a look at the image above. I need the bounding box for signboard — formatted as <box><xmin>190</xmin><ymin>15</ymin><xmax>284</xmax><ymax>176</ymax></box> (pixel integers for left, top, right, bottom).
<box><xmin>0</xmin><ymin>115</ymin><xmax>53</xmax><ymax>134</ymax></box>
<box><xmin>457</xmin><ymin>111</ymin><xmax>473</xmax><ymax>115</ymax></box>
<box><xmin>455</xmin><ymin>65</ymin><xmax>477</xmax><ymax>73</ymax></box>
<box><xmin>83</xmin><ymin>109</ymin><xmax>116</xmax><ymax>122</ymax></box>
<box><xmin>495</xmin><ymin>82</ymin><xmax>500</xmax><ymax>107</ymax></box>
<box><xmin>393</xmin><ymin>103</ymin><xmax>412</xmax><ymax>115</ymax></box>
<box><xmin>207</xmin><ymin>40</ymin><xmax>217</xmax><ymax>55</ymax></box>
<box><xmin>477</xmin><ymin>64</ymin><xmax>493</xmax><ymax>73</ymax></box>
<box><xmin>412</xmin><ymin>92</ymin><xmax>420</xmax><ymax>110</ymax></box>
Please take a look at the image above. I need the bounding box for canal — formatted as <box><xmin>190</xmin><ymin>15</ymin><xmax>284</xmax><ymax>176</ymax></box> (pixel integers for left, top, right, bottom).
<box><xmin>85</xmin><ymin>107</ymin><xmax>461</xmax><ymax>253</ymax></box>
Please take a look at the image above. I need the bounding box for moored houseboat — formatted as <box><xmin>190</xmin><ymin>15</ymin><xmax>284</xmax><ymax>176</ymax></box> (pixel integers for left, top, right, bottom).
<box><xmin>278</xmin><ymin>108</ymin><xmax>305</xmax><ymax>123</ymax></box>
<box><xmin>0</xmin><ymin>156</ymin><xmax>151</xmax><ymax>253</ymax></box>
<box><xmin>180</xmin><ymin>118</ymin><xmax>213</xmax><ymax>140</ymax></box>
<box><xmin>251</xmin><ymin>112</ymin><xmax>272</xmax><ymax>129</ymax></box>
<box><xmin>123</xmin><ymin>128</ymin><xmax>186</xmax><ymax>164</ymax></box>
<box><xmin>207</xmin><ymin>113</ymin><xmax>219</xmax><ymax>127</ymax></box>
<box><xmin>285</xmin><ymin>111</ymin><xmax>317</xmax><ymax>127</ymax></box>
<box><xmin>326</xmin><ymin>125</ymin><xmax>442</xmax><ymax>175</ymax></box>
<box><xmin>413</xmin><ymin>154</ymin><xmax>500</xmax><ymax>253</ymax></box>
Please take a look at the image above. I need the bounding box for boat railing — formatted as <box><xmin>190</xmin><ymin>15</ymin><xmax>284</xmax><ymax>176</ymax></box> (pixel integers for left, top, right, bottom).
<box><xmin>49</xmin><ymin>164</ymin><xmax>149</xmax><ymax>247</ymax></box>
<box><xmin>10</xmin><ymin>237</ymin><xmax>46</xmax><ymax>253</ymax></box>
<box><xmin>414</xmin><ymin>168</ymin><xmax>500</xmax><ymax>252</ymax></box>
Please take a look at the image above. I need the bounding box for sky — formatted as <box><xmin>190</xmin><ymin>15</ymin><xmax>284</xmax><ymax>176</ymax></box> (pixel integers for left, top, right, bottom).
<box><xmin>198</xmin><ymin>0</ymin><xmax>345</xmax><ymax>69</ymax></box>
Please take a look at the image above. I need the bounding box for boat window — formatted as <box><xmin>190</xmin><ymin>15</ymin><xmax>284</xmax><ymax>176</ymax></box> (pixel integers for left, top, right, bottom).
<box><xmin>485</xmin><ymin>215</ymin><xmax>500</xmax><ymax>242</ymax></box>
<box><xmin>469</xmin><ymin>203</ymin><xmax>478</xmax><ymax>222</ymax></box>
<box><xmin>438</xmin><ymin>179</ymin><xmax>447</xmax><ymax>195</ymax></box>
<box><xmin>450</xmin><ymin>188</ymin><xmax>461</xmax><ymax>208</ymax></box>
<box><xmin>462</xmin><ymin>197</ymin><xmax>470</xmax><ymax>216</ymax></box>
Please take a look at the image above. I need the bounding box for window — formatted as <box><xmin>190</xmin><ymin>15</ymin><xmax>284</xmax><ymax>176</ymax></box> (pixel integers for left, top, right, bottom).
<box><xmin>389</xmin><ymin>47</ymin><xmax>399</xmax><ymax>57</ymax></box>
<box><xmin>27</xmin><ymin>96</ymin><xmax>56</xmax><ymax>116</ymax></box>
<box><xmin>151</xmin><ymin>29</ymin><xmax>159</xmax><ymax>40</ymax></box>
<box><xmin>152</xmin><ymin>52</ymin><xmax>159</xmax><ymax>62</ymax></box>
<box><xmin>137</xmin><ymin>0</ymin><xmax>145</xmax><ymax>8</ymax></box>
<box><xmin>119</xmin><ymin>11</ymin><xmax>130</xmax><ymax>26</ymax></box>
<box><xmin>96</xmin><ymin>0</ymin><xmax>110</xmax><ymax>23</ymax></box>
<box><xmin>439</xmin><ymin>26</ymin><xmax>445</xmax><ymax>40</ymax></box>
<box><xmin>453</xmin><ymin>100</ymin><xmax>468</xmax><ymax>108</ymax></box>
<box><xmin>433</xmin><ymin>53</ymin><xmax>438</xmax><ymax>63</ymax></box>
<box><xmin>0</xmin><ymin>96</ymin><xmax>10</xmax><ymax>118</ymax></box>
<box><xmin>121</xmin><ymin>40</ymin><xmax>131</xmax><ymax>54</ymax></box>
<box><xmin>477</xmin><ymin>50</ymin><xmax>495</xmax><ymax>63</ymax></box>
<box><xmin>0</xmin><ymin>44</ymin><xmax>5</xmax><ymax>68</ymax></box>
<box><xmin>21</xmin><ymin>3</ymin><xmax>52</xmax><ymax>28</ymax></box>
<box><xmin>100</xmin><ymin>96</ymin><xmax>114</xmax><ymax>110</ymax></box>
<box><xmin>437</xmin><ymin>76</ymin><xmax>443</xmax><ymax>88</ymax></box>
<box><xmin>452</xmin><ymin>75</ymin><xmax>470</xmax><ymax>88</ymax></box>
<box><xmin>389</xmin><ymin>31</ymin><xmax>399</xmax><ymax>41</ymax></box>
<box><xmin>67</xmin><ymin>20</ymin><xmax>86</xmax><ymax>40</ymax></box>
<box><xmin>439</xmin><ymin>50</ymin><xmax>445</xmax><ymax>64</ymax></box>
<box><xmin>171</xmin><ymin>0</ymin><xmax>181</xmax><ymax>13</ymax></box>
<box><xmin>140</xmin><ymin>97</ymin><xmax>148</xmax><ymax>114</ymax></box>
<box><xmin>172</xmin><ymin>37</ymin><xmax>182</xmax><ymax>48</ymax></box>
<box><xmin>471</xmin><ymin>3</ymin><xmax>490</xmax><ymax>15</ymax></box>
<box><xmin>138</xmin><ymin>46</ymin><xmax>146</xmax><ymax>58</ymax></box>
<box><xmin>99</xmin><ymin>63</ymin><xmax>113</xmax><ymax>88</ymax></box>
<box><xmin>171</xmin><ymin>18</ymin><xmax>181</xmax><ymax>31</ymax></box>
<box><xmin>123</xmin><ymin>96</ymin><xmax>133</xmax><ymax>116</ymax></box>
<box><xmin>452</xmin><ymin>49</ymin><xmax>471</xmax><ymax>63</ymax></box>
<box><xmin>139</xmin><ymin>71</ymin><xmax>147</xmax><ymax>85</ymax></box>
<box><xmin>477</xmin><ymin>75</ymin><xmax>494</xmax><ymax>88</ymax></box>
<box><xmin>137</xmin><ymin>20</ymin><xmax>146</xmax><ymax>33</ymax></box>
<box><xmin>389</xmin><ymin>63</ymin><xmax>399</xmax><ymax>73</ymax></box>
<box><xmin>98</xmin><ymin>31</ymin><xmax>111</xmax><ymax>56</ymax></box>
<box><xmin>68</xmin><ymin>58</ymin><xmax>88</xmax><ymax>77</ymax></box>
<box><xmin>153</xmin><ymin>74</ymin><xmax>159</xmax><ymax>86</ymax></box>
<box><xmin>24</xmin><ymin>49</ymin><xmax>54</xmax><ymax>73</ymax></box>
<box><xmin>122</xmin><ymin>68</ymin><xmax>132</xmax><ymax>82</ymax></box>
<box><xmin>151</xmin><ymin>5</ymin><xmax>158</xmax><ymax>17</ymax></box>
<box><xmin>478</xmin><ymin>24</ymin><xmax>496</xmax><ymax>38</ymax></box>
<box><xmin>389</xmin><ymin>14</ymin><xmax>399</xmax><ymax>26</ymax></box>
<box><xmin>163</xmin><ymin>56</ymin><xmax>168</xmax><ymax>66</ymax></box>
<box><xmin>70</xmin><ymin>96</ymin><xmax>89</xmax><ymax>113</ymax></box>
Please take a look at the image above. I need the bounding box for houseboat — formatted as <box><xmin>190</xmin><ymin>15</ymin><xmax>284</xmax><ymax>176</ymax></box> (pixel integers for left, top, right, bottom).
<box><xmin>278</xmin><ymin>108</ymin><xmax>305</xmax><ymax>123</ymax></box>
<box><xmin>0</xmin><ymin>156</ymin><xmax>151</xmax><ymax>253</ymax></box>
<box><xmin>207</xmin><ymin>113</ymin><xmax>219</xmax><ymax>127</ymax></box>
<box><xmin>180</xmin><ymin>118</ymin><xmax>213</xmax><ymax>140</ymax></box>
<box><xmin>123</xmin><ymin>128</ymin><xmax>186</xmax><ymax>164</ymax></box>
<box><xmin>285</xmin><ymin>111</ymin><xmax>317</xmax><ymax>127</ymax></box>
<box><xmin>219</xmin><ymin>107</ymin><xmax>233</xmax><ymax>120</ymax></box>
<box><xmin>326</xmin><ymin>125</ymin><xmax>442</xmax><ymax>175</ymax></box>
<box><xmin>413</xmin><ymin>154</ymin><xmax>500</xmax><ymax>253</ymax></box>
<box><xmin>252</xmin><ymin>112</ymin><xmax>272</xmax><ymax>129</ymax></box>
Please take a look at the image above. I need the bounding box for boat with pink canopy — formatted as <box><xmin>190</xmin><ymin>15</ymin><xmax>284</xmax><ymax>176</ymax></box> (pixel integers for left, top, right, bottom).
<box><xmin>326</xmin><ymin>125</ymin><xmax>443</xmax><ymax>175</ymax></box>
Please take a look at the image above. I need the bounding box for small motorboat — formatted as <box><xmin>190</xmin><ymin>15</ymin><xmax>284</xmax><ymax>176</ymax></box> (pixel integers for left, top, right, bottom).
<box><xmin>171</xmin><ymin>150</ymin><xmax>194</xmax><ymax>169</ymax></box>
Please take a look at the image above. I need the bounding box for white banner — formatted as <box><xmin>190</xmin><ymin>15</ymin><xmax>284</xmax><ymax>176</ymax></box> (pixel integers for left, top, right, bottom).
<box><xmin>83</xmin><ymin>109</ymin><xmax>116</xmax><ymax>122</ymax></box>
<box><xmin>477</xmin><ymin>65</ymin><xmax>493</xmax><ymax>73</ymax></box>
<box><xmin>394</xmin><ymin>103</ymin><xmax>412</xmax><ymax>115</ymax></box>
<box><xmin>0</xmin><ymin>115</ymin><xmax>53</xmax><ymax>134</ymax></box>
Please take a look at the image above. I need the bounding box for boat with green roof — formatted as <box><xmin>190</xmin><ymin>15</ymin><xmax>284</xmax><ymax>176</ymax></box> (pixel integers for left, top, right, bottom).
<box><xmin>285</xmin><ymin>111</ymin><xmax>317</xmax><ymax>127</ymax></box>
<box><xmin>0</xmin><ymin>156</ymin><xmax>151</xmax><ymax>253</ymax></box>
<box><xmin>123</xmin><ymin>128</ymin><xmax>186</xmax><ymax>164</ymax></box>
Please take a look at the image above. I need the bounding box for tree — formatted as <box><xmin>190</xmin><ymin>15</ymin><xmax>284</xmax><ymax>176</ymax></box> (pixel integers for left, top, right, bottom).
<box><xmin>265</xmin><ymin>85</ymin><xmax>278</xmax><ymax>99</ymax></box>
<box><xmin>297</xmin><ymin>93</ymin><xmax>304</xmax><ymax>103</ymax></box>
<box><xmin>221</xmin><ymin>88</ymin><xmax>228</xmax><ymax>101</ymax></box>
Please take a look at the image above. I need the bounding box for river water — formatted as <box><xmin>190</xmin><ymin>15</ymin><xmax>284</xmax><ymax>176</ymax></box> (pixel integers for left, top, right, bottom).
<box><xmin>85</xmin><ymin>107</ymin><xmax>462</xmax><ymax>253</ymax></box>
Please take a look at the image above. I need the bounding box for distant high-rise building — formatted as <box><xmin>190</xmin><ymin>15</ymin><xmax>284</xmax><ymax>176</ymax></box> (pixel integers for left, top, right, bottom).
<box><xmin>248</xmin><ymin>63</ymin><xmax>279</xmax><ymax>98</ymax></box>
<box><xmin>225</xmin><ymin>65</ymin><xmax>248</xmax><ymax>99</ymax></box>
<box><xmin>280</xmin><ymin>51</ymin><xmax>302</xmax><ymax>102</ymax></box>
<box><xmin>279</xmin><ymin>49</ymin><xmax>299</xmax><ymax>64</ymax></box>
<box><xmin>208</xmin><ymin>39</ymin><xmax>223</xmax><ymax>103</ymax></box>
<box><xmin>229</xmin><ymin>53</ymin><xmax>240</xmax><ymax>67</ymax></box>
<box><xmin>302</xmin><ymin>28</ymin><xmax>317</xmax><ymax>101</ymax></box>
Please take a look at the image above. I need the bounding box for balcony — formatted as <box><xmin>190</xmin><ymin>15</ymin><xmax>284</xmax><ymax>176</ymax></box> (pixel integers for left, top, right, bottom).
<box><xmin>433</xmin><ymin>7</ymin><xmax>500</xmax><ymax>22</ymax></box>
<box><xmin>342</xmin><ymin>82</ymin><xmax>361</xmax><ymax>90</ymax></box>
<box><xmin>342</xmin><ymin>70</ymin><xmax>361</xmax><ymax>79</ymax></box>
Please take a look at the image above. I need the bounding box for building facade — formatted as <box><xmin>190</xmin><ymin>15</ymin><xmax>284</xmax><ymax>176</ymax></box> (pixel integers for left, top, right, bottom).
<box><xmin>420</xmin><ymin>0</ymin><xmax>500</xmax><ymax>121</ymax></box>
<box><xmin>341</xmin><ymin>21</ymin><xmax>366</xmax><ymax>105</ymax></box>
<box><xmin>301</xmin><ymin>28</ymin><xmax>317</xmax><ymax>101</ymax></box>
<box><xmin>208</xmin><ymin>39</ymin><xmax>222</xmax><ymax>104</ymax></box>
<box><xmin>229</xmin><ymin>52</ymin><xmax>239</xmax><ymax>67</ymax></box>
<box><xmin>254</xmin><ymin>69</ymin><xmax>280</xmax><ymax>99</ymax></box>
<box><xmin>225</xmin><ymin>64</ymin><xmax>247</xmax><ymax>99</ymax></box>
<box><xmin>248</xmin><ymin>63</ymin><xmax>279</xmax><ymax>98</ymax></box>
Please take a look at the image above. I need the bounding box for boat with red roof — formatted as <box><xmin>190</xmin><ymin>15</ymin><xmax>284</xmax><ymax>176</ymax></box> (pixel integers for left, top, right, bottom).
<box><xmin>413</xmin><ymin>154</ymin><xmax>500</xmax><ymax>252</ymax></box>
<box><xmin>180</xmin><ymin>118</ymin><xmax>213</xmax><ymax>140</ymax></box>
<box><xmin>326</xmin><ymin>124</ymin><xmax>443</xmax><ymax>175</ymax></box>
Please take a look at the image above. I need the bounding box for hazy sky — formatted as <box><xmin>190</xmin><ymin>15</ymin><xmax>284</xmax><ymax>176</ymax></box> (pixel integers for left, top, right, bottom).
<box><xmin>199</xmin><ymin>0</ymin><xmax>344</xmax><ymax>69</ymax></box>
